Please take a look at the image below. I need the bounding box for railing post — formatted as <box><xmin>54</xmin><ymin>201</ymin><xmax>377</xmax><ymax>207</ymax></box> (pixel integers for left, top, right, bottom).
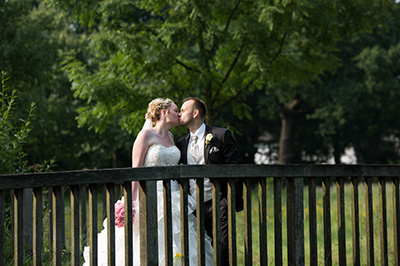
<box><xmin>244</xmin><ymin>179</ymin><xmax>252</xmax><ymax>265</ymax></box>
<box><xmin>23</xmin><ymin>188</ymin><xmax>33</xmax><ymax>252</ymax></box>
<box><xmin>14</xmin><ymin>188</ymin><xmax>24</xmax><ymax>266</ymax></box>
<box><xmin>274</xmin><ymin>178</ymin><xmax>282</xmax><ymax>265</ymax></box>
<box><xmin>393</xmin><ymin>177</ymin><xmax>400</xmax><ymax>265</ymax></box>
<box><xmin>123</xmin><ymin>182</ymin><xmax>133</xmax><ymax>266</ymax></box>
<box><xmin>88</xmin><ymin>184</ymin><xmax>98</xmax><ymax>266</ymax></box>
<box><xmin>196</xmin><ymin>178</ymin><xmax>206</xmax><ymax>266</ymax></box>
<box><xmin>323</xmin><ymin>177</ymin><xmax>332</xmax><ymax>266</ymax></box>
<box><xmin>308</xmin><ymin>178</ymin><xmax>317</xmax><ymax>266</ymax></box>
<box><xmin>258</xmin><ymin>178</ymin><xmax>267</xmax><ymax>266</ymax></box>
<box><xmin>378</xmin><ymin>177</ymin><xmax>388</xmax><ymax>266</ymax></box>
<box><xmin>139</xmin><ymin>180</ymin><xmax>158</xmax><ymax>265</ymax></box>
<box><xmin>33</xmin><ymin>187</ymin><xmax>43</xmax><ymax>266</ymax></box>
<box><xmin>337</xmin><ymin>177</ymin><xmax>346</xmax><ymax>265</ymax></box>
<box><xmin>228</xmin><ymin>179</ymin><xmax>237</xmax><ymax>266</ymax></box>
<box><xmin>365</xmin><ymin>177</ymin><xmax>375</xmax><ymax>265</ymax></box>
<box><xmin>0</xmin><ymin>190</ymin><xmax>4</xmax><ymax>266</ymax></box>
<box><xmin>286</xmin><ymin>177</ymin><xmax>304</xmax><ymax>265</ymax></box>
<box><xmin>80</xmin><ymin>185</ymin><xmax>87</xmax><ymax>247</ymax></box>
<box><xmin>351</xmin><ymin>177</ymin><xmax>360</xmax><ymax>266</ymax></box>
<box><xmin>163</xmin><ymin>180</ymin><xmax>173</xmax><ymax>266</ymax></box>
<box><xmin>106</xmin><ymin>183</ymin><xmax>116</xmax><ymax>266</ymax></box>
<box><xmin>0</xmin><ymin>189</ymin><xmax>5</xmax><ymax>266</ymax></box>
<box><xmin>180</xmin><ymin>179</ymin><xmax>189</xmax><ymax>266</ymax></box>
<box><xmin>52</xmin><ymin>186</ymin><xmax>63</xmax><ymax>266</ymax></box>
<box><xmin>70</xmin><ymin>185</ymin><xmax>80</xmax><ymax>266</ymax></box>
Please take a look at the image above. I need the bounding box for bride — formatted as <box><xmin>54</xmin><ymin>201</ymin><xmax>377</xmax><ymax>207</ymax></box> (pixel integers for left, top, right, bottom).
<box><xmin>83</xmin><ymin>98</ymin><xmax>214</xmax><ymax>265</ymax></box>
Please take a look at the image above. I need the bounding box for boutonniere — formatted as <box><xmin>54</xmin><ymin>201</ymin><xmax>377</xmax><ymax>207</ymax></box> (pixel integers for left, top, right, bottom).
<box><xmin>205</xmin><ymin>133</ymin><xmax>213</xmax><ymax>146</ymax></box>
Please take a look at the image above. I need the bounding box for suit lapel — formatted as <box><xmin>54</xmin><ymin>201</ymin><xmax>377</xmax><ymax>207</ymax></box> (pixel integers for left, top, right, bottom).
<box><xmin>204</xmin><ymin>125</ymin><xmax>212</xmax><ymax>164</ymax></box>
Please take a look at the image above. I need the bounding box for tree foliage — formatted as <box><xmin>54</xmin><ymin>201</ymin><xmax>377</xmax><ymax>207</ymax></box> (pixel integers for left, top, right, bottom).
<box><xmin>52</xmin><ymin>0</ymin><xmax>394</xmax><ymax>139</ymax></box>
<box><xmin>1</xmin><ymin>1</ymin><xmax>132</xmax><ymax>170</ymax></box>
<box><xmin>0</xmin><ymin>72</ymin><xmax>34</xmax><ymax>174</ymax></box>
<box><xmin>307</xmin><ymin>8</ymin><xmax>400</xmax><ymax>164</ymax></box>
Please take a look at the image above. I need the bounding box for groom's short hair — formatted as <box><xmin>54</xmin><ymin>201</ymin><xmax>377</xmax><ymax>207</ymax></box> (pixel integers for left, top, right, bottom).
<box><xmin>183</xmin><ymin>97</ymin><xmax>207</xmax><ymax>119</ymax></box>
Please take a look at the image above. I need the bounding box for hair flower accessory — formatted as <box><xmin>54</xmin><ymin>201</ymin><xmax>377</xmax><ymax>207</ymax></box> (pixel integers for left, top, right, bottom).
<box><xmin>205</xmin><ymin>133</ymin><xmax>213</xmax><ymax>146</ymax></box>
<box><xmin>115</xmin><ymin>198</ymin><xmax>136</xmax><ymax>228</ymax></box>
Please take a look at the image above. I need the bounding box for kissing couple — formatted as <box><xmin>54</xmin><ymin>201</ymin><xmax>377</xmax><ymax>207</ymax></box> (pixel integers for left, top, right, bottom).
<box><xmin>83</xmin><ymin>97</ymin><xmax>242</xmax><ymax>266</ymax></box>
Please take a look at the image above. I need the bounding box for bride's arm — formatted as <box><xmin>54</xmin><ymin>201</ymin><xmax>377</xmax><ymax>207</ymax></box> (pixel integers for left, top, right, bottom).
<box><xmin>131</xmin><ymin>129</ymin><xmax>151</xmax><ymax>202</ymax></box>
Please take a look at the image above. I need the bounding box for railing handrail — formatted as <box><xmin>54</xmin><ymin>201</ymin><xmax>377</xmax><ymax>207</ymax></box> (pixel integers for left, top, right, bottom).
<box><xmin>1</xmin><ymin>164</ymin><xmax>400</xmax><ymax>189</ymax></box>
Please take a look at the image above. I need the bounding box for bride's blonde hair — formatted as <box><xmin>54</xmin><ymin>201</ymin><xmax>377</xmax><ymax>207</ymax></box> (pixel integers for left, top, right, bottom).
<box><xmin>145</xmin><ymin>98</ymin><xmax>173</xmax><ymax>124</ymax></box>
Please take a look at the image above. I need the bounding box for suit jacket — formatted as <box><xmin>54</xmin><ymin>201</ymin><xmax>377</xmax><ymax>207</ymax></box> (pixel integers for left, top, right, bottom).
<box><xmin>176</xmin><ymin>125</ymin><xmax>243</xmax><ymax>211</ymax></box>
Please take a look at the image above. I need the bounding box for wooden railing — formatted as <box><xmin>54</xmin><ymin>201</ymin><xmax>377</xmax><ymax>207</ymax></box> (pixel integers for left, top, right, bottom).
<box><xmin>1</xmin><ymin>164</ymin><xmax>400</xmax><ymax>265</ymax></box>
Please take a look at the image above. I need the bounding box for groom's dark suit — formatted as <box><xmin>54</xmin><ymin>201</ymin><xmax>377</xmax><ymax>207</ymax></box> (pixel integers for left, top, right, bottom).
<box><xmin>176</xmin><ymin>125</ymin><xmax>243</xmax><ymax>266</ymax></box>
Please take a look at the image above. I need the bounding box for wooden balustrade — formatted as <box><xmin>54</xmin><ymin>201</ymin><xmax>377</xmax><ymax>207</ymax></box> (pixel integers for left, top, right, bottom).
<box><xmin>0</xmin><ymin>164</ymin><xmax>400</xmax><ymax>265</ymax></box>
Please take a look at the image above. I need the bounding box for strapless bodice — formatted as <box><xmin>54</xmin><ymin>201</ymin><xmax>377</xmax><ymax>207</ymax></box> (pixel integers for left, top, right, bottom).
<box><xmin>144</xmin><ymin>144</ymin><xmax>181</xmax><ymax>167</ymax></box>
<box><xmin>144</xmin><ymin>144</ymin><xmax>181</xmax><ymax>192</ymax></box>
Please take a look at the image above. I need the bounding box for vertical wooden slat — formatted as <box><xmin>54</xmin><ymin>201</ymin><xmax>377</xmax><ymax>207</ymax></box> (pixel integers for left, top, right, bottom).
<box><xmin>123</xmin><ymin>182</ymin><xmax>133</xmax><ymax>266</ymax></box>
<box><xmin>180</xmin><ymin>179</ymin><xmax>189</xmax><ymax>266</ymax></box>
<box><xmin>106</xmin><ymin>183</ymin><xmax>116</xmax><ymax>266</ymax></box>
<box><xmin>163</xmin><ymin>180</ymin><xmax>173</xmax><ymax>266</ymax></box>
<box><xmin>308</xmin><ymin>177</ymin><xmax>318</xmax><ymax>266</ymax></box>
<box><xmin>33</xmin><ymin>187</ymin><xmax>43</xmax><ymax>266</ymax></box>
<box><xmin>196</xmin><ymin>178</ymin><xmax>205</xmax><ymax>266</ymax></box>
<box><xmin>11</xmin><ymin>189</ymin><xmax>15</xmax><ymax>255</ymax></box>
<box><xmin>365</xmin><ymin>177</ymin><xmax>375</xmax><ymax>265</ymax></box>
<box><xmin>89</xmin><ymin>184</ymin><xmax>98</xmax><ymax>266</ymax></box>
<box><xmin>274</xmin><ymin>178</ymin><xmax>282</xmax><ymax>265</ymax></box>
<box><xmin>228</xmin><ymin>179</ymin><xmax>237</xmax><ymax>266</ymax></box>
<box><xmin>80</xmin><ymin>185</ymin><xmax>87</xmax><ymax>247</ymax></box>
<box><xmin>139</xmin><ymin>180</ymin><xmax>158</xmax><ymax>265</ymax></box>
<box><xmin>0</xmin><ymin>190</ymin><xmax>5</xmax><ymax>266</ymax></box>
<box><xmin>60</xmin><ymin>186</ymin><xmax>65</xmax><ymax>250</ymax></box>
<box><xmin>213</xmin><ymin>179</ymin><xmax>222</xmax><ymax>265</ymax></box>
<box><xmin>70</xmin><ymin>185</ymin><xmax>80</xmax><ymax>266</ymax></box>
<box><xmin>258</xmin><ymin>178</ymin><xmax>267</xmax><ymax>266</ymax></box>
<box><xmin>337</xmin><ymin>177</ymin><xmax>346</xmax><ymax>266</ymax></box>
<box><xmin>52</xmin><ymin>186</ymin><xmax>63</xmax><ymax>266</ymax></box>
<box><xmin>23</xmin><ymin>188</ymin><xmax>33</xmax><ymax>254</ymax></box>
<box><xmin>378</xmin><ymin>177</ymin><xmax>388</xmax><ymax>266</ymax></box>
<box><xmin>244</xmin><ymin>179</ymin><xmax>252</xmax><ymax>265</ymax></box>
<box><xmin>322</xmin><ymin>177</ymin><xmax>332</xmax><ymax>266</ymax></box>
<box><xmin>14</xmin><ymin>188</ymin><xmax>24</xmax><ymax>266</ymax></box>
<box><xmin>102</xmin><ymin>184</ymin><xmax>107</xmax><ymax>220</ymax></box>
<box><xmin>393</xmin><ymin>177</ymin><xmax>400</xmax><ymax>265</ymax></box>
<box><xmin>351</xmin><ymin>177</ymin><xmax>360</xmax><ymax>266</ymax></box>
<box><xmin>48</xmin><ymin>187</ymin><xmax>53</xmax><ymax>252</ymax></box>
<box><xmin>287</xmin><ymin>177</ymin><xmax>304</xmax><ymax>265</ymax></box>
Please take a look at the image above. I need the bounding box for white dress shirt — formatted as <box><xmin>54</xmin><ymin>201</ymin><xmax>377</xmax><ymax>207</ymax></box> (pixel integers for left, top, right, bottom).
<box><xmin>187</xmin><ymin>123</ymin><xmax>213</xmax><ymax>202</ymax></box>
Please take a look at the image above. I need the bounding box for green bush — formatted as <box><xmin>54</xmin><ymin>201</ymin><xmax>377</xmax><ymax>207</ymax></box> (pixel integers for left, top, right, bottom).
<box><xmin>0</xmin><ymin>71</ymin><xmax>35</xmax><ymax>175</ymax></box>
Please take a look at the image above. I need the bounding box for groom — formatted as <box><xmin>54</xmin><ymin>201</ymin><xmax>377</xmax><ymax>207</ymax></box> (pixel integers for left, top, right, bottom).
<box><xmin>176</xmin><ymin>97</ymin><xmax>243</xmax><ymax>266</ymax></box>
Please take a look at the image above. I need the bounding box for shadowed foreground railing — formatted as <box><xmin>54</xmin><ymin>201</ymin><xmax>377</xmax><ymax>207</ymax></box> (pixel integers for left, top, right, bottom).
<box><xmin>1</xmin><ymin>164</ymin><xmax>400</xmax><ymax>265</ymax></box>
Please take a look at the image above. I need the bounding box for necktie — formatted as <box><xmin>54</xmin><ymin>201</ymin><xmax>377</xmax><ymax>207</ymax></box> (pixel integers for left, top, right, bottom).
<box><xmin>190</xmin><ymin>135</ymin><xmax>200</xmax><ymax>163</ymax></box>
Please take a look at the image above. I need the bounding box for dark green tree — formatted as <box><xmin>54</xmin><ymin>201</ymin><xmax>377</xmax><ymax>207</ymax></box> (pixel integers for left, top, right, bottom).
<box><xmin>1</xmin><ymin>1</ymin><xmax>132</xmax><ymax>170</ymax></box>
<box><xmin>51</xmin><ymin>0</ymin><xmax>393</xmax><ymax>139</ymax></box>
<box><xmin>306</xmin><ymin>5</ymin><xmax>400</xmax><ymax>164</ymax></box>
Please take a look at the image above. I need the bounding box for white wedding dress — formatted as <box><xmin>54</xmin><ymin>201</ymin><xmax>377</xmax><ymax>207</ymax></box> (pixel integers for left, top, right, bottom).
<box><xmin>83</xmin><ymin>144</ymin><xmax>214</xmax><ymax>265</ymax></box>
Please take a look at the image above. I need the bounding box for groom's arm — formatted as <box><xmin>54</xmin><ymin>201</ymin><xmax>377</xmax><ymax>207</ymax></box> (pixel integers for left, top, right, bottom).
<box><xmin>176</xmin><ymin>137</ymin><xmax>186</xmax><ymax>165</ymax></box>
<box><xmin>220</xmin><ymin>128</ymin><xmax>243</xmax><ymax>212</ymax></box>
<box><xmin>220</xmin><ymin>129</ymin><xmax>241</xmax><ymax>164</ymax></box>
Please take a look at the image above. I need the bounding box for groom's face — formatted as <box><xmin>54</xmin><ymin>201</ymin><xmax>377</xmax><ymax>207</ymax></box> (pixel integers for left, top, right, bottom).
<box><xmin>179</xmin><ymin>100</ymin><xmax>195</xmax><ymax>126</ymax></box>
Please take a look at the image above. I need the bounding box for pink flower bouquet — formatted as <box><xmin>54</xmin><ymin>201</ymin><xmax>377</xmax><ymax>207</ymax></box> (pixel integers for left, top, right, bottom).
<box><xmin>115</xmin><ymin>200</ymin><xmax>136</xmax><ymax>228</ymax></box>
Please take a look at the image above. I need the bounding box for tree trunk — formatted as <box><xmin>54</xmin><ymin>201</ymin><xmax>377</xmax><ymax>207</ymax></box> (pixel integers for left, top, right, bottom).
<box><xmin>279</xmin><ymin>111</ymin><xmax>295</xmax><ymax>164</ymax></box>
<box><xmin>332</xmin><ymin>135</ymin><xmax>342</xmax><ymax>164</ymax></box>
